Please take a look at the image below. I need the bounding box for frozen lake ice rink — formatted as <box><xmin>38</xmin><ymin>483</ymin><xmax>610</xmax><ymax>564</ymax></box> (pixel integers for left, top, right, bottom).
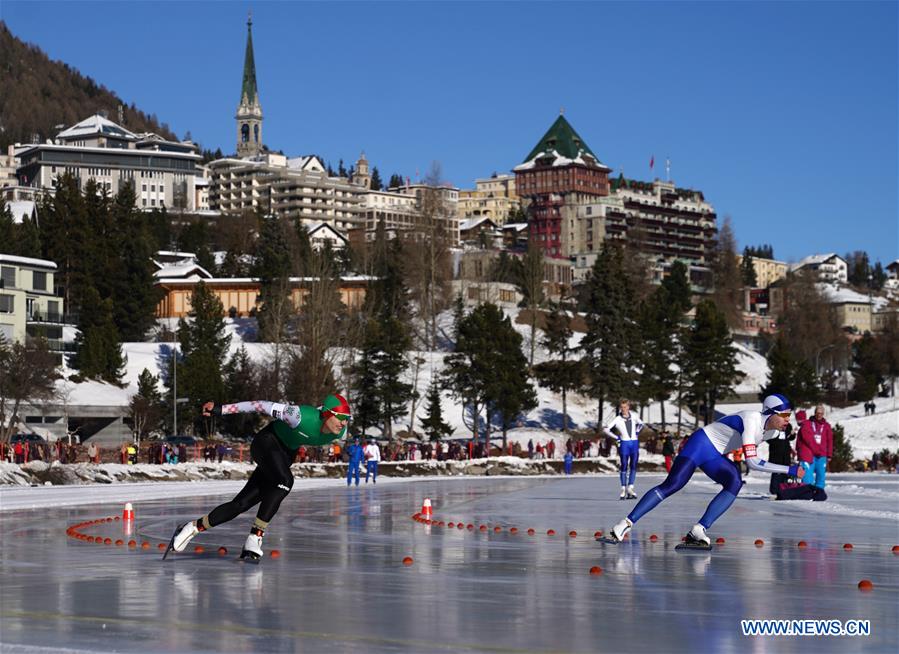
<box><xmin>1</xmin><ymin>473</ymin><xmax>897</xmax><ymax>653</ymax></box>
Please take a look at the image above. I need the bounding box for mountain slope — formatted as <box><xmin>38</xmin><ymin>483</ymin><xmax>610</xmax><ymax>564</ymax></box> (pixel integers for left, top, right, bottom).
<box><xmin>0</xmin><ymin>21</ymin><xmax>177</xmax><ymax>148</ymax></box>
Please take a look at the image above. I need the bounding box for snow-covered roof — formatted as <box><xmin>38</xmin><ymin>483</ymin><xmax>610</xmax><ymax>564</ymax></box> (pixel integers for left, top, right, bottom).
<box><xmin>502</xmin><ymin>223</ymin><xmax>528</xmax><ymax>233</ymax></box>
<box><xmin>287</xmin><ymin>155</ymin><xmax>325</xmax><ymax>172</ymax></box>
<box><xmin>6</xmin><ymin>200</ymin><xmax>35</xmax><ymax>224</ymax></box>
<box><xmin>790</xmin><ymin>253</ymin><xmax>845</xmax><ymax>271</ymax></box>
<box><xmin>17</xmin><ymin>143</ymin><xmax>200</xmax><ymax>161</ymax></box>
<box><xmin>153</xmin><ymin>263</ymin><xmax>213</xmax><ymax>280</ymax></box>
<box><xmin>817</xmin><ymin>283</ymin><xmax>888</xmax><ymax>308</ymax></box>
<box><xmin>0</xmin><ymin>254</ymin><xmax>57</xmax><ymax>270</ymax></box>
<box><xmin>155</xmin><ymin>275</ymin><xmax>375</xmax><ymax>285</ymax></box>
<box><xmin>57</xmin><ymin>115</ymin><xmax>137</xmax><ymax>141</ymax></box>
<box><xmin>459</xmin><ymin>216</ymin><xmax>497</xmax><ymax>231</ymax></box>
<box><xmin>514</xmin><ymin>149</ymin><xmax>608</xmax><ymax>172</ymax></box>
<box><xmin>305</xmin><ymin>221</ymin><xmax>340</xmax><ymax>235</ymax></box>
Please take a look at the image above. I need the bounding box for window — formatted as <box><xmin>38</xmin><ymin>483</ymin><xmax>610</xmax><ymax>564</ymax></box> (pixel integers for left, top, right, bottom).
<box><xmin>0</xmin><ymin>266</ymin><xmax>14</xmax><ymax>288</ymax></box>
<box><xmin>0</xmin><ymin>294</ymin><xmax>13</xmax><ymax>313</ymax></box>
<box><xmin>32</xmin><ymin>271</ymin><xmax>46</xmax><ymax>291</ymax></box>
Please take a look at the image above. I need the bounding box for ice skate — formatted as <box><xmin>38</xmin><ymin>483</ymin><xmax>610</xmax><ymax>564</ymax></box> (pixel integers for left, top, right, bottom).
<box><xmin>626</xmin><ymin>485</ymin><xmax>637</xmax><ymax>499</ymax></box>
<box><xmin>240</xmin><ymin>533</ymin><xmax>263</xmax><ymax>562</ymax></box>
<box><xmin>598</xmin><ymin>517</ymin><xmax>632</xmax><ymax>545</ymax></box>
<box><xmin>163</xmin><ymin>521</ymin><xmax>199</xmax><ymax>560</ymax></box>
<box><xmin>619</xmin><ymin>486</ymin><xmax>627</xmax><ymax>500</ymax></box>
<box><xmin>675</xmin><ymin>524</ymin><xmax>713</xmax><ymax>551</ymax></box>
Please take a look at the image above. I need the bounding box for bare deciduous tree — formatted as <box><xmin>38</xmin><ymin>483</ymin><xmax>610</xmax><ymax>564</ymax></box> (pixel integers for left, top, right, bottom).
<box><xmin>0</xmin><ymin>337</ymin><xmax>60</xmax><ymax>442</ymax></box>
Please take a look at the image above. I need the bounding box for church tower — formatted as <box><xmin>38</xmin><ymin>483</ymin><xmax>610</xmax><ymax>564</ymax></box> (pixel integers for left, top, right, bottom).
<box><xmin>352</xmin><ymin>152</ymin><xmax>371</xmax><ymax>189</ymax></box>
<box><xmin>235</xmin><ymin>13</ymin><xmax>263</xmax><ymax>158</ymax></box>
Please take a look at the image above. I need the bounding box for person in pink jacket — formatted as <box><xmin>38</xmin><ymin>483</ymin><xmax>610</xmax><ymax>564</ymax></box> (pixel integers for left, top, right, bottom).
<box><xmin>797</xmin><ymin>405</ymin><xmax>832</xmax><ymax>489</ymax></box>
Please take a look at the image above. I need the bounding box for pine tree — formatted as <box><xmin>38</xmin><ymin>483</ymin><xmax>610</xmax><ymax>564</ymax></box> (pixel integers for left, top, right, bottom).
<box><xmin>72</xmin><ymin>287</ymin><xmax>126</xmax><ymax>384</ymax></box>
<box><xmin>533</xmin><ymin>303</ymin><xmax>583</xmax><ymax>433</ymax></box>
<box><xmin>637</xmin><ymin>286</ymin><xmax>683</xmax><ymax>428</ymax></box>
<box><xmin>372</xmin><ymin>314</ymin><xmax>413</xmax><ymax>438</ymax></box>
<box><xmin>129</xmin><ymin>368</ymin><xmax>165</xmax><ymax>439</ymax></box>
<box><xmin>15</xmin><ymin>215</ymin><xmax>41</xmax><ymax>258</ymax></box>
<box><xmin>420</xmin><ymin>380</ymin><xmax>452</xmax><ymax>442</ymax></box>
<box><xmin>349</xmin><ymin>320</ymin><xmax>383</xmax><ymax>436</ymax></box>
<box><xmin>175</xmin><ymin>281</ymin><xmax>230</xmax><ymax>432</ymax></box>
<box><xmin>221</xmin><ymin>345</ymin><xmax>259</xmax><ymax>437</ymax></box>
<box><xmin>580</xmin><ymin>242</ymin><xmax>638</xmax><ymax>422</ymax></box>
<box><xmin>111</xmin><ymin>183</ymin><xmax>159</xmax><ymax>341</ymax></box>
<box><xmin>338</xmin><ymin>159</ymin><xmax>347</xmax><ymax>177</ymax></box>
<box><xmin>760</xmin><ymin>336</ymin><xmax>820</xmax><ymax>406</ymax></box>
<box><xmin>741</xmin><ymin>248</ymin><xmax>758</xmax><ymax>287</ymax></box>
<box><xmin>829</xmin><ymin>423</ymin><xmax>854</xmax><ymax>472</ymax></box>
<box><xmin>359</xmin><ymin>235</ymin><xmax>412</xmax><ymax>437</ymax></box>
<box><xmin>849</xmin><ymin>333</ymin><xmax>884</xmax><ymax>401</ymax></box>
<box><xmin>486</xmin><ymin>307</ymin><xmax>537</xmax><ymax>451</ymax></box>
<box><xmin>444</xmin><ymin>303</ymin><xmax>534</xmax><ymax>450</ymax></box>
<box><xmin>370</xmin><ymin>166</ymin><xmax>383</xmax><ymax>191</ymax></box>
<box><xmin>253</xmin><ymin>215</ymin><xmax>294</xmax><ymax>343</ymax></box>
<box><xmin>515</xmin><ymin>239</ymin><xmax>545</xmax><ymax>367</ymax></box>
<box><xmin>0</xmin><ymin>198</ymin><xmax>14</xmax><ymax>254</ymax></box>
<box><xmin>41</xmin><ymin>173</ymin><xmax>92</xmax><ymax>313</ymax></box>
<box><xmin>682</xmin><ymin>300</ymin><xmax>743</xmax><ymax>424</ymax></box>
<box><xmin>662</xmin><ymin>260</ymin><xmax>692</xmax><ymax>313</ymax></box>
<box><xmin>292</xmin><ymin>217</ymin><xmax>315</xmax><ymax>276</ymax></box>
<box><xmin>219</xmin><ymin>248</ymin><xmax>246</xmax><ymax>278</ymax></box>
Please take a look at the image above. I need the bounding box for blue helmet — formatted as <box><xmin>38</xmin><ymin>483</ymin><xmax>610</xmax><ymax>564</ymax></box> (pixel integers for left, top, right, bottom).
<box><xmin>762</xmin><ymin>394</ymin><xmax>792</xmax><ymax>415</ymax></box>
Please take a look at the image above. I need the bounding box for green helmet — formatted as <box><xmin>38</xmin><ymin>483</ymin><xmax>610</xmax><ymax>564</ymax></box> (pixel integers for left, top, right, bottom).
<box><xmin>322</xmin><ymin>393</ymin><xmax>351</xmax><ymax>419</ymax></box>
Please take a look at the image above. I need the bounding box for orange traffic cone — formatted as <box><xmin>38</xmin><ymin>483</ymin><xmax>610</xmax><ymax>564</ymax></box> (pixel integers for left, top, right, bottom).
<box><xmin>122</xmin><ymin>502</ymin><xmax>134</xmax><ymax>521</ymax></box>
<box><xmin>421</xmin><ymin>498</ymin><xmax>433</xmax><ymax>520</ymax></box>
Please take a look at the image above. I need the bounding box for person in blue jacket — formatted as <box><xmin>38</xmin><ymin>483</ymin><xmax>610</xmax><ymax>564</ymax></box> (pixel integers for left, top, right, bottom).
<box><xmin>563</xmin><ymin>450</ymin><xmax>574</xmax><ymax>475</ymax></box>
<box><xmin>346</xmin><ymin>437</ymin><xmax>364</xmax><ymax>487</ymax></box>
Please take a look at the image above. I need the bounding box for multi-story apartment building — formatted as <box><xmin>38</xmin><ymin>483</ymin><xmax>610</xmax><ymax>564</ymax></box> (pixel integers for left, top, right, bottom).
<box><xmin>602</xmin><ymin>176</ymin><xmax>718</xmax><ymax>266</ymax></box>
<box><xmin>736</xmin><ymin>254</ymin><xmax>788</xmax><ymax>288</ymax></box>
<box><xmin>0</xmin><ymin>254</ymin><xmax>68</xmax><ymax>354</ymax></box>
<box><xmin>383</xmin><ymin>182</ymin><xmax>461</xmax><ymax>246</ymax></box>
<box><xmin>457</xmin><ymin>174</ymin><xmax>520</xmax><ymax>225</ymax></box>
<box><xmin>514</xmin><ymin>113</ymin><xmax>612</xmax><ymax>259</ymax></box>
<box><xmin>15</xmin><ymin>114</ymin><xmax>202</xmax><ymax>211</ymax></box>
<box><xmin>208</xmin><ymin>152</ymin><xmax>365</xmax><ymax>231</ymax></box>
<box><xmin>0</xmin><ymin>145</ymin><xmax>18</xmax><ymax>188</ymax></box>
<box><xmin>357</xmin><ymin>187</ymin><xmax>420</xmax><ymax>240</ymax></box>
<box><xmin>790</xmin><ymin>253</ymin><xmax>848</xmax><ymax>284</ymax></box>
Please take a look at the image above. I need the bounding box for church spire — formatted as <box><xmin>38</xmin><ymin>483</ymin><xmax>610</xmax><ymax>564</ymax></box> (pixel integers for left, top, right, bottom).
<box><xmin>240</xmin><ymin>12</ymin><xmax>258</xmax><ymax>106</ymax></box>
<box><xmin>235</xmin><ymin>12</ymin><xmax>263</xmax><ymax>157</ymax></box>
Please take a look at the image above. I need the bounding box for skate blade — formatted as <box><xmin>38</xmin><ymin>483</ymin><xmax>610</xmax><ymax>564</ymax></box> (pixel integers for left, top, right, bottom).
<box><xmin>161</xmin><ymin>523</ymin><xmax>184</xmax><ymax>561</ymax></box>
<box><xmin>675</xmin><ymin>542</ymin><xmax>712</xmax><ymax>552</ymax></box>
<box><xmin>597</xmin><ymin>536</ymin><xmax>622</xmax><ymax>545</ymax></box>
<box><xmin>237</xmin><ymin>552</ymin><xmax>261</xmax><ymax>564</ymax></box>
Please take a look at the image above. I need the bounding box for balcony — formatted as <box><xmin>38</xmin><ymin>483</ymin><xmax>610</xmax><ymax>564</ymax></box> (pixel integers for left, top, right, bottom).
<box><xmin>27</xmin><ymin>311</ymin><xmax>77</xmax><ymax>325</ymax></box>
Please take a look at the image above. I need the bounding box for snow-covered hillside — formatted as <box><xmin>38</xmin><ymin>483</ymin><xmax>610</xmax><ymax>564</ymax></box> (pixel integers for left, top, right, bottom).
<box><xmin>56</xmin><ymin>309</ymin><xmax>899</xmax><ymax>460</ymax></box>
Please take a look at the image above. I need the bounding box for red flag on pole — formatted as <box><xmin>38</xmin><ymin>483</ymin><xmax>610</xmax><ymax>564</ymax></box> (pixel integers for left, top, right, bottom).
<box><xmin>649</xmin><ymin>156</ymin><xmax>655</xmax><ymax>170</ymax></box>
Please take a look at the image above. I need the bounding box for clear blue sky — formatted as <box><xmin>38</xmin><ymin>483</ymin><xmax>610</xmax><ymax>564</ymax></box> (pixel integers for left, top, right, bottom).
<box><xmin>3</xmin><ymin>0</ymin><xmax>897</xmax><ymax>265</ymax></box>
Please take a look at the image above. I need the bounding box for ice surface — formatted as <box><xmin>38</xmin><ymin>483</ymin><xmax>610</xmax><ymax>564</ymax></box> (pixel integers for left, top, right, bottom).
<box><xmin>1</xmin><ymin>474</ymin><xmax>897</xmax><ymax>653</ymax></box>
